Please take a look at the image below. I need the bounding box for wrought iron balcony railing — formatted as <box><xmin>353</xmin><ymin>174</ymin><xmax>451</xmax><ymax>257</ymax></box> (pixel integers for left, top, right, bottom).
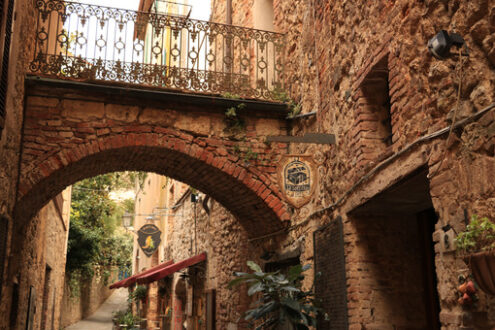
<box><xmin>30</xmin><ymin>0</ymin><xmax>286</xmax><ymax>101</ymax></box>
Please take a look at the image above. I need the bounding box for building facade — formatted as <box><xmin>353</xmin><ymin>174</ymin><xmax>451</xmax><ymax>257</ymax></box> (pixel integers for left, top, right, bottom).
<box><xmin>7</xmin><ymin>188</ymin><xmax>71</xmax><ymax>329</ymax></box>
<box><xmin>211</xmin><ymin>0</ymin><xmax>495</xmax><ymax>329</ymax></box>
<box><xmin>1</xmin><ymin>0</ymin><xmax>495</xmax><ymax>329</ymax></box>
<box><xmin>126</xmin><ymin>173</ymin><xmax>262</xmax><ymax>329</ymax></box>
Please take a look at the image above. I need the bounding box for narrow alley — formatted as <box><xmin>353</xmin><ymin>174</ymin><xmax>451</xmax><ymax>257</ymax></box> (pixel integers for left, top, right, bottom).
<box><xmin>1</xmin><ymin>0</ymin><xmax>495</xmax><ymax>329</ymax></box>
<box><xmin>64</xmin><ymin>289</ymin><xmax>128</xmax><ymax>330</ymax></box>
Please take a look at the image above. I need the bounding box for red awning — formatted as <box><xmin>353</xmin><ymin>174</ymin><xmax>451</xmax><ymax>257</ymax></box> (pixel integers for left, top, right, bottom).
<box><xmin>136</xmin><ymin>252</ymin><xmax>206</xmax><ymax>285</ymax></box>
<box><xmin>109</xmin><ymin>278</ymin><xmax>127</xmax><ymax>289</ymax></box>
<box><xmin>109</xmin><ymin>259</ymin><xmax>174</xmax><ymax>289</ymax></box>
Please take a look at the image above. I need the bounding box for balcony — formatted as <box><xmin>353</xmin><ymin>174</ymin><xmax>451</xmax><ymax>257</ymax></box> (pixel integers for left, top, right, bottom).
<box><xmin>29</xmin><ymin>0</ymin><xmax>286</xmax><ymax>101</ymax></box>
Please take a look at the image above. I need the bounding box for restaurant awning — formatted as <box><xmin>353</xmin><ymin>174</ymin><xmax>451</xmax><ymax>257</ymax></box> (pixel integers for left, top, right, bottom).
<box><xmin>136</xmin><ymin>252</ymin><xmax>206</xmax><ymax>285</ymax></box>
<box><xmin>109</xmin><ymin>259</ymin><xmax>174</xmax><ymax>289</ymax></box>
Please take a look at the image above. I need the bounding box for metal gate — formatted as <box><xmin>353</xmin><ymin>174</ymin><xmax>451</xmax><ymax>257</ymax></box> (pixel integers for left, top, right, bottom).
<box><xmin>313</xmin><ymin>216</ymin><xmax>348</xmax><ymax>330</ymax></box>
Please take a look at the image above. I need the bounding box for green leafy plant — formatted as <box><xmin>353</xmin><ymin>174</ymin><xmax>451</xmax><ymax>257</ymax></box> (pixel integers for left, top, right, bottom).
<box><xmin>225</xmin><ymin>103</ymin><xmax>246</xmax><ymax>135</ymax></box>
<box><xmin>102</xmin><ymin>269</ymin><xmax>111</xmax><ymax>285</ymax></box>
<box><xmin>222</xmin><ymin>92</ymin><xmax>241</xmax><ymax>100</ymax></box>
<box><xmin>130</xmin><ymin>285</ymin><xmax>148</xmax><ymax>302</ymax></box>
<box><xmin>244</xmin><ymin>147</ymin><xmax>259</xmax><ymax>162</ymax></box>
<box><xmin>229</xmin><ymin>261</ymin><xmax>322</xmax><ymax>330</ymax></box>
<box><xmin>222</xmin><ymin>92</ymin><xmax>247</xmax><ymax>137</ymax></box>
<box><xmin>113</xmin><ymin>309</ymin><xmax>140</xmax><ymax>328</ymax></box>
<box><xmin>66</xmin><ymin>173</ymin><xmax>134</xmax><ymax>291</ymax></box>
<box><xmin>456</xmin><ymin>215</ymin><xmax>495</xmax><ymax>254</ymax></box>
<box><xmin>271</xmin><ymin>88</ymin><xmax>301</xmax><ymax>119</ymax></box>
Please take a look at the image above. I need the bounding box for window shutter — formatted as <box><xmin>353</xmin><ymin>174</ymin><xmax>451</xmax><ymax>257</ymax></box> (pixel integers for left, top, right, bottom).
<box><xmin>314</xmin><ymin>216</ymin><xmax>348</xmax><ymax>330</ymax></box>
<box><xmin>0</xmin><ymin>216</ymin><xmax>9</xmax><ymax>298</ymax></box>
<box><xmin>0</xmin><ymin>0</ymin><xmax>15</xmax><ymax>134</ymax></box>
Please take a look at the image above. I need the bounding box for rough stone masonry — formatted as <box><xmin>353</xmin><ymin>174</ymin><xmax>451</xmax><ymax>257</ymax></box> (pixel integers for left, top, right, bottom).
<box><xmin>213</xmin><ymin>0</ymin><xmax>495</xmax><ymax>329</ymax></box>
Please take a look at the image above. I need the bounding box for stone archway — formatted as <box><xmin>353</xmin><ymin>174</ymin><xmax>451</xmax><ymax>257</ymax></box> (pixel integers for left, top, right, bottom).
<box><xmin>16</xmin><ymin>141</ymin><xmax>287</xmax><ymax>237</ymax></box>
<box><xmin>16</xmin><ymin>78</ymin><xmax>291</xmax><ymax>237</ymax></box>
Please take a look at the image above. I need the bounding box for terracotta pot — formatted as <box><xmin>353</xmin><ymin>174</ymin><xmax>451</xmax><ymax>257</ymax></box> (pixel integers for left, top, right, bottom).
<box><xmin>465</xmin><ymin>251</ymin><xmax>495</xmax><ymax>295</ymax></box>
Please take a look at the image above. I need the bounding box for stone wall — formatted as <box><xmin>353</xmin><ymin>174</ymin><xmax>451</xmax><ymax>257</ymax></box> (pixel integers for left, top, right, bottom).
<box><xmin>168</xmin><ymin>191</ymin><xmax>256</xmax><ymax>328</ymax></box>
<box><xmin>60</xmin><ymin>268</ymin><xmax>118</xmax><ymax>328</ymax></box>
<box><xmin>0</xmin><ymin>0</ymin><xmax>37</xmax><ymax>324</ymax></box>
<box><xmin>213</xmin><ymin>0</ymin><xmax>495</xmax><ymax>328</ymax></box>
<box><xmin>4</xmin><ymin>188</ymin><xmax>70</xmax><ymax>329</ymax></box>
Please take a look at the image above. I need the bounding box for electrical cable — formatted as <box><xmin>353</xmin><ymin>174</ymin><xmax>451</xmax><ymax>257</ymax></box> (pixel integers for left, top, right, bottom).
<box><xmin>427</xmin><ymin>47</ymin><xmax>465</xmax><ymax>180</ymax></box>
<box><xmin>249</xmin><ymin>102</ymin><xmax>495</xmax><ymax>242</ymax></box>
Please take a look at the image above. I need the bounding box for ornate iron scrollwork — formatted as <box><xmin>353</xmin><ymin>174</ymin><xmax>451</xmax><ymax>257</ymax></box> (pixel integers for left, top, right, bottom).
<box><xmin>30</xmin><ymin>0</ymin><xmax>286</xmax><ymax>101</ymax></box>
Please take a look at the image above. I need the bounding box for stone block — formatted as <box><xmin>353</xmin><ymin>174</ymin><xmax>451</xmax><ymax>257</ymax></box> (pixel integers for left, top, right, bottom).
<box><xmin>138</xmin><ymin>108</ymin><xmax>177</xmax><ymax>126</ymax></box>
<box><xmin>105</xmin><ymin>104</ymin><xmax>139</xmax><ymax>122</ymax></box>
<box><xmin>61</xmin><ymin>100</ymin><xmax>105</xmax><ymax>120</ymax></box>
<box><xmin>439</xmin><ymin>311</ymin><xmax>462</xmax><ymax>325</ymax></box>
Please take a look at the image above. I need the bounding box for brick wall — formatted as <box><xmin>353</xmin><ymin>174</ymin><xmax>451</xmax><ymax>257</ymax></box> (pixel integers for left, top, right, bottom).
<box><xmin>17</xmin><ymin>87</ymin><xmax>290</xmax><ymax>237</ymax></box>
<box><xmin>168</xmin><ymin>186</ymin><xmax>262</xmax><ymax>328</ymax></box>
<box><xmin>345</xmin><ymin>214</ymin><xmax>429</xmax><ymax>329</ymax></box>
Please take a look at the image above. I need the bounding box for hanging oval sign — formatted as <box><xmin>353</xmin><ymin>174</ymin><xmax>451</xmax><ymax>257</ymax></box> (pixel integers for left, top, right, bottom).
<box><xmin>137</xmin><ymin>224</ymin><xmax>162</xmax><ymax>257</ymax></box>
<box><xmin>278</xmin><ymin>155</ymin><xmax>317</xmax><ymax>208</ymax></box>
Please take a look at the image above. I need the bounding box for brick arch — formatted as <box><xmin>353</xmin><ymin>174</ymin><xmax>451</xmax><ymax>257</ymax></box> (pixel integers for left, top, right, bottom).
<box><xmin>15</xmin><ymin>134</ymin><xmax>289</xmax><ymax>237</ymax></box>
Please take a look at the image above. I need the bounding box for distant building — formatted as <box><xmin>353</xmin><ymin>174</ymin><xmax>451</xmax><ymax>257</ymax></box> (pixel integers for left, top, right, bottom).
<box><xmin>125</xmin><ymin>173</ymin><xmax>253</xmax><ymax>329</ymax></box>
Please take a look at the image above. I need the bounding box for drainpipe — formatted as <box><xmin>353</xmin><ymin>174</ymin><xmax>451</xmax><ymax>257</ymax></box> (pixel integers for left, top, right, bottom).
<box><xmin>226</xmin><ymin>0</ymin><xmax>232</xmax><ymax>24</ymax></box>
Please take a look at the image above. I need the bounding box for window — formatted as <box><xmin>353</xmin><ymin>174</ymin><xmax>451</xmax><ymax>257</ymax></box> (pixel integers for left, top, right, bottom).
<box><xmin>353</xmin><ymin>52</ymin><xmax>393</xmax><ymax>168</ymax></box>
<box><xmin>264</xmin><ymin>256</ymin><xmax>300</xmax><ymax>274</ymax></box>
<box><xmin>9</xmin><ymin>282</ymin><xmax>19</xmax><ymax>328</ymax></box>
<box><xmin>0</xmin><ymin>0</ymin><xmax>15</xmax><ymax>136</ymax></box>
<box><xmin>40</xmin><ymin>265</ymin><xmax>52</xmax><ymax>330</ymax></box>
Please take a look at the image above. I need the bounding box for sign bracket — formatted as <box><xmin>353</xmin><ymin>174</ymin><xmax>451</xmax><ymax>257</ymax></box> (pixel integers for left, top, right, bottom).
<box><xmin>266</xmin><ymin>133</ymin><xmax>335</xmax><ymax>145</ymax></box>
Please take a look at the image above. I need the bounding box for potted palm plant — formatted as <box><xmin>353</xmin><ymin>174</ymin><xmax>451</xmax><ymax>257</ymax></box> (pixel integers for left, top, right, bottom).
<box><xmin>456</xmin><ymin>215</ymin><xmax>495</xmax><ymax>295</ymax></box>
<box><xmin>229</xmin><ymin>261</ymin><xmax>323</xmax><ymax>329</ymax></box>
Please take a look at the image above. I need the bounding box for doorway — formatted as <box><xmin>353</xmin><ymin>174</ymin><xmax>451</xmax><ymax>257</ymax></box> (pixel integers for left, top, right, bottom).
<box><xmin>417</xmin><ymin>209</ymin><xmax>441</xmax><ymax>330</ymax></box>
<box><xmin>348</xmin><ymin>168</ymin><xmax>441</xmax><ymax>329</ymax></box>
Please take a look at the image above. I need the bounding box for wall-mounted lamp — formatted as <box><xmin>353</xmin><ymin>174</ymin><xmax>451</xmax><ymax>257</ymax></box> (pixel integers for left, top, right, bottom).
<box><xmin>122</xmin><ymin>211</ymin><xmax>133</xmax><ymax>229</ymax></box>
<box><xmin>428</xmin><ymin>30</ymin><xmax>469</xmax><ymax>60</ymax></box>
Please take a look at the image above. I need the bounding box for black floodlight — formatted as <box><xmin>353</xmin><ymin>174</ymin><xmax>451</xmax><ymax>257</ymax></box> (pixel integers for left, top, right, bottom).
<box><xmin>428</xmin><ymin>30</ymin><xmax>469</xmax><ymax>60</ymax></box>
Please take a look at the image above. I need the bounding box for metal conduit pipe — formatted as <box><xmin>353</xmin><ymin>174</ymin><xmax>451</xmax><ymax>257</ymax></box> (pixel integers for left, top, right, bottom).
<box><xmin>227</xmin><ymin>0</ymin><xmax>232</xmax><ymax>25</ymax></box>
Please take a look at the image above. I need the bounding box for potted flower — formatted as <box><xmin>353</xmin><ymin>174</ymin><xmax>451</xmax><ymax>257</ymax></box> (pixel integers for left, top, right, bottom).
<box><xmin>456</xmin><ymin>215</ymin><xmax>495</xmax><ymax>295</ymax></box>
